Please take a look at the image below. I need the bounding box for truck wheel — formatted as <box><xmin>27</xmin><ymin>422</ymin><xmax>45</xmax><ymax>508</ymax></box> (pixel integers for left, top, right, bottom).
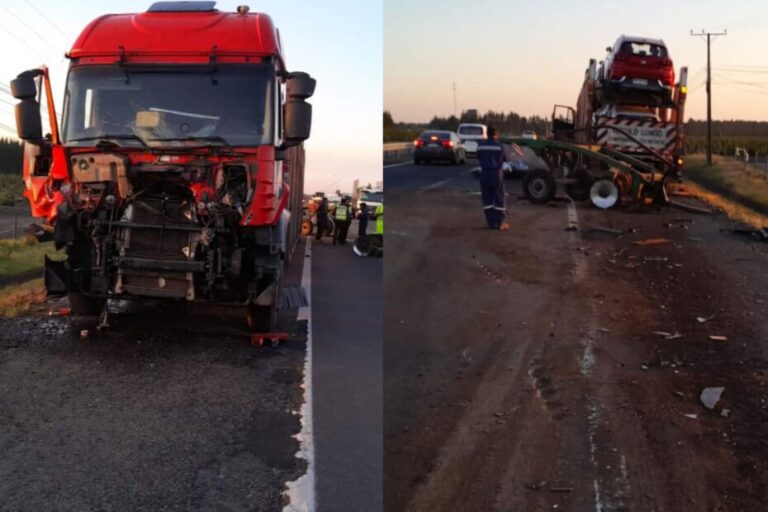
<box><xmin>522</xmin><ymin>169</ymin><xmax>556</xmax><ymax>204</ymax></box>
<box><xmin>565</xmin><ymin>181</ymin><xmax>592</xmax><ymax>202</ymax></box>
<box><xmin>68</xmin><ymin>292</ymin><xmax>105</xmax><ymax>317</ymax></box>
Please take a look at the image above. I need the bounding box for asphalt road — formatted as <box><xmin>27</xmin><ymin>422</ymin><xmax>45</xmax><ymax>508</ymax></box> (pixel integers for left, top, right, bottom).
<box><xmin>0</xmin><ymin>204</ymin><xmax>34</xmax><ymax>239</ymax></box>
<box><xmin>0</xmin><ymin>224</ymin><xmax>382</xmax><ymax>511</ymax></box>
<box><xmin>311</xmin><ymin>221</ymin><xmax>383</xmax><ymax>512</ymax></box>
<box><xmin>385</xmin><ymin>157</ymin><xmax>768</xmax><ymax>512</ymax></box>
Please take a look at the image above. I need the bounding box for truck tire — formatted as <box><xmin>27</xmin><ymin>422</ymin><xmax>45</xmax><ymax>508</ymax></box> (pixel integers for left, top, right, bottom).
<box><xmin>565</xmin><ymin>181</ymin><xmax>592</xmax><ymax>202</ymax></box>
<box><xmin>522</xmin><ymin>169</ymin><xmax>556</xmax><ymax>204</ymax></box>
<box><xmin>68</xmin><ymin>291</ymin><xmax>105</xmax><ymax>317</ymax></box>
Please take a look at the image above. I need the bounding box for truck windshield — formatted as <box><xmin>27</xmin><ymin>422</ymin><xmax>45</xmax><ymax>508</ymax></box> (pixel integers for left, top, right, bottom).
<box><xmin>361</xmin><ymin>191</ymin><xmax>383</xmax><ymax>203</ymax></box>
<box><xmin>62</xmin><ymin>64</ymin><xmax>274</xmax><ymax>148</ymax></box>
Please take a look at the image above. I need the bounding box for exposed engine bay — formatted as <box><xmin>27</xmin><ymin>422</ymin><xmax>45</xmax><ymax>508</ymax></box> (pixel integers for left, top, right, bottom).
<box><xmin>49</xmin><ymin>152</ymin><xmax>283</xmax><ymax>319</ymax></box>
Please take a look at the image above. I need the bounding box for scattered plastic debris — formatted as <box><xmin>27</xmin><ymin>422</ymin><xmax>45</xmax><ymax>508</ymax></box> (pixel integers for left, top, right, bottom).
<box><xmin>589</xmin><ymin>227</ymin><xmax>624</xmax><ymax>237</ymax></box>
<box><xmin>700</xmin><ymin>387</ymin><xmax>725</xmax><ymax>410</ymax></box>
<box><xmin>525</xmin><ymin>481</ymin><xmax>547</xmax><ymax>491</ymax></box>
<box><xmin>709</xmin><ymin>335</ymin><xmax>728</xmax><ymax>342</ymax></box>
<box><xmin>682</xmin><ymin>413</ymin><xmax>698</xmax><ymax>420</ymax></box>
<box><xmin>633</xmin><ymin>238</ymin><xmax>670</xmax><ymax>246</ymax></box>
<box><xmin>48</xmin><ymin>308</ymin><xmax>71</xmax><ymax>317</ymax></box>
<box><xmin>80</xmin><ymin>329</ymin><xmax>89</xmax><ymax>339</ymax></box>
<box><xmin>653</xmin><ymin>331</ymin><xmax>682</xmax><ymax>340</ymax></box>
<box><xmin>721</xmin><ymin>408</ymin><xmax>732</xmax><ymax>418</ymax></box>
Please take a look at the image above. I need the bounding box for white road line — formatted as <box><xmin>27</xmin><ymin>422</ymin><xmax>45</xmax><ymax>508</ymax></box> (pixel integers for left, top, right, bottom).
<box><xmin>420</xmin><ymin>178</ymin><xmax>455</xmax><ymax>191</ymax></box>
<box><xmin>565</xmin><ymin>200</ymin><xmax>604</xmax><ymax>512</ymax></box>
<box><xmin>283</xmin><ymin>238</ymin><xmax>316</xmax><ymax>512</ymax></box>
<box><xmin>383</xmin><ymin>161</ymin><xmax>412</xmax><ymax>168</ymax></box>
<box><xmin>566</xmin><ymin>199</ymin><xmax>580</xmax><ymax>229</ymax></box>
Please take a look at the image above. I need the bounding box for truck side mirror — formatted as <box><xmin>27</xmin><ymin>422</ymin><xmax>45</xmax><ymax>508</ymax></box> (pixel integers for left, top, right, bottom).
<box><xmin>605</xmin><ymin>46</ymin><xmax>612</xmax><ymax>53</ymax></box>
<box><xmin>284</xmin><ymin>101</ymin><xmax>312</xmax><ymax>144</ymax></box>
<box><xmin>283</xmin><ymin>72</ymin><xmax>316</xmax><ymax>147</ymax></box>
<box><xmin>11</xmin><ymin>71</ymin><xmax>43</xmax><ymax>143</ymax></box>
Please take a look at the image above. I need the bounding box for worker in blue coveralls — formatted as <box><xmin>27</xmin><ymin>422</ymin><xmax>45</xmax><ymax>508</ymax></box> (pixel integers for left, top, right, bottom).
<box><xmin>476</xmin><ymin>127</ymin><xmax>510</xmax><ymax>230</ymax></box>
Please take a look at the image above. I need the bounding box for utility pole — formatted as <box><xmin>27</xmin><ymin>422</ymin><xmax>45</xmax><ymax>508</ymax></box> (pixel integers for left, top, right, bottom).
<box><xmin>691</xmin><ymin>29</ymin><xmax>727</xmax><ymax>166</ymax></box>
<box><xmin>452</xmin><ymin>81</ymin><xmax>457</xmax><ymax>118</ymax></box>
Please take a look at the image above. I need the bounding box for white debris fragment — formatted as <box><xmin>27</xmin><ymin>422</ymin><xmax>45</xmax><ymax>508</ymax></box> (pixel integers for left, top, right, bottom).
<box><xmin>700</xmin><ymin>387</ymin><xmax>725</xmax><ymax>410</ymax></box>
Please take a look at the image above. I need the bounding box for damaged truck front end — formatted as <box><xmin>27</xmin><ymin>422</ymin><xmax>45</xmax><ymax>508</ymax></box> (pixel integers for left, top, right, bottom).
<box><xmin>11</xmin><ymin>10</ymin><xmax>315</xmax><ymax>336</ymax></box>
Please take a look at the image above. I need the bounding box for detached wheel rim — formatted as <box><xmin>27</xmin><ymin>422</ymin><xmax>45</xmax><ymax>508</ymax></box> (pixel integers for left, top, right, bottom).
<box><xmin>590</xmin><ymin>179</ymin><xmax>619</xmax><ymax>209</ymax></box>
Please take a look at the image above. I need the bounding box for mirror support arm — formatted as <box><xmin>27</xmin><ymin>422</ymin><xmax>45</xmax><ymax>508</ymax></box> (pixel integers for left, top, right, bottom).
<box><xmin>40</xmin><ymin>66</ymin><xmax>60</xmax><ymax>145</ymax></box>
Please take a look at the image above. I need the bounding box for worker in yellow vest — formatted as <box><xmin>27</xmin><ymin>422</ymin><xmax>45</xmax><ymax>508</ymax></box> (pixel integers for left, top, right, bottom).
<box><xmin>333</xmin><ymin>197</ymin><xmax>352</xmax><ymax>245</ymax></box>
<box><xmin>374</xmin><ymin>204</ymin><xmax>383</xmax><ymax>235</ymax></box>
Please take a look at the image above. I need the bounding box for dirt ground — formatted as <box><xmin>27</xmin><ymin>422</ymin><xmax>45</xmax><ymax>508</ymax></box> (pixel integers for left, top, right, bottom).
<box><xmin>384</xmin><ymin>168</ymin><xmax>768</xmax><ymax>512</ymax></box>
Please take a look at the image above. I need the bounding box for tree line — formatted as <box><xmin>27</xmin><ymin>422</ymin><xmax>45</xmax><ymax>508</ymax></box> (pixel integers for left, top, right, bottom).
<box><xmin>385</xmin><ymin>111</ymin><xmax>768</xmax><ymax>148</ymax></box>
<box><xmin>0</xmin><ymin>138</ymin><xmax>23</xmax><ymax>174</ymax></box>
<box><xmin>384</xmin><ymin>110</ymin><xmax>549</xmax><ymax>142</ymax></box>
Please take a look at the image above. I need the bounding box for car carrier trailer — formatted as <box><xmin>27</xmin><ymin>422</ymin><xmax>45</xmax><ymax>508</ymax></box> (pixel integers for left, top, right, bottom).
<box><xmin>513</xmin><ymin>49</ymin><xmax>688</xmax><ymax>209</ymax></box>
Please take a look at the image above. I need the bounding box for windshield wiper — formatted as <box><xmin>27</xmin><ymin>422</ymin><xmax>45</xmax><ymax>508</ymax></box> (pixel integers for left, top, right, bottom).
<box><xmin>148</xmin><ymin>136</ymin><xmax>231</xmax><ymax>147</ymax></box>
<box><xmin>68</xmin><ymin>134</ymin><xmax>148</xmax><ymax>148</ymax></box>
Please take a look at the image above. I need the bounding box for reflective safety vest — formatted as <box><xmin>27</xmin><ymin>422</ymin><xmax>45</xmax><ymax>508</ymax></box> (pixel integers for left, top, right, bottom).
<box><xmin>334</xmin><ymin>204</ymin><xmax>349</xmax><ymax>221</ymax></box>
<box><xmin>375</xmin><ymin>204</ymin><xmax>383</xmax><ymax>235</ymax></box>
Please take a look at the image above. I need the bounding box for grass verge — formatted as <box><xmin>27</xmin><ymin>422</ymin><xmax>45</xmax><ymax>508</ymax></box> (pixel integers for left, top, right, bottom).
<box><xmin>0</xmin><ymin>239</ymin><xmax>62</xmax><ymax>277</ymax></box>
<box><xmin>0</xmin><ymin>278</ymin><xmax>46</xmax><ymax>317</ymax></box>
<box><xmin>684</xmin><ymin>154</ymin><xmax>768</xmax><ymax>218</ymax></box>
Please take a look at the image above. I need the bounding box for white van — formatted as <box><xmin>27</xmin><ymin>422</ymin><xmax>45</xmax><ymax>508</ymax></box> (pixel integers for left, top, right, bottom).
<box><xmin>457</xmin><ymin>123</ymin><xmax>488</xmax><ymax>156</ymax></box>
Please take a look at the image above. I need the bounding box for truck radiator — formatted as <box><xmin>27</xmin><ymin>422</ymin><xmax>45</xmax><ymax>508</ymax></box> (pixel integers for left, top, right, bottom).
<box><xmin>114</xmin><ymin>198</ymin><xmax>200</xmax><ymax>300</ymax></box>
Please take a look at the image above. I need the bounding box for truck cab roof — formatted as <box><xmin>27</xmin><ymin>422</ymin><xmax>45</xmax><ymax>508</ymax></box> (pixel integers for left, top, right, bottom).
<box><xmin>69</xmin><ymin>2</ymin><xmax>283</xmax><ymax>67</ymax></box>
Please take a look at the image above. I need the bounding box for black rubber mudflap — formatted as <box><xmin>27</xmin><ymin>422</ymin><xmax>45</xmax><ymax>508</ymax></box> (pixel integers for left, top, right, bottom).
<box><xmin>44</xmin><ymin>255</ymin><xmax>67</xmax><ymax>296</ymax></box>
<box><xmin>279</xmin><ymin>286</ymin><xmax>308</xmax><ymax>310</ymax></box>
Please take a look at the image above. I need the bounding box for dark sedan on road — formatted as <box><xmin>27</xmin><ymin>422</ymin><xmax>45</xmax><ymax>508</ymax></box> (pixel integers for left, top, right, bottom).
<box><xmin>414</xmin><ymin>130</ymin><xmax>466</xmax><ymax>165</ymax></box>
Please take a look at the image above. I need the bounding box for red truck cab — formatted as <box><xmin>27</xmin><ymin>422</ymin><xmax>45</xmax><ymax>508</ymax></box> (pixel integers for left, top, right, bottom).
<box><xmin>11</xmin><ymin>1</ymin><xmax>315</xmax><ymax>334</ymax></box>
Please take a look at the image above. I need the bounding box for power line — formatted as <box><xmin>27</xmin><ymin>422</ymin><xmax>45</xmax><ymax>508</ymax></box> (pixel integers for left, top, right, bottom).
<box><xmin>0</xmin><ymin>122</ymin><xmax>18</xmax><ymax>136</ymax></box>
<box><xmin>718</xmin><ymin>12</ymin><xmax>768</xmax><ymax>28</ymax></box>
<box><xmin>0</xmin><ymin>21</ymin><xmax>54</xmax><ymax>61</ymax></box>
<box><xmin>713</xmin><ymin>82</ymin><xmax>768</xmax><ymax>96</ymax></box>
<box><xmin>22</xmin><ymin>0</ymin><xmax>70</xmax><ymax>40</ymax></box>
<box><xmin>0</xmin><ymin>5</ymin><xmax>61</xmax><ymax>53</ymax></box>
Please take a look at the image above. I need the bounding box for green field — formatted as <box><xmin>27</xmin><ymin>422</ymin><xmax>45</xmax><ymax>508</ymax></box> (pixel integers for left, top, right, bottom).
<box><xmin>0</xmin><ymin>240</ymin><xmax>62</xmax><ymax>277</ymax></box>
<box><xmin>0</xmin><ymin>174</ymin><xmax>24</xmax><ymax>206</ymax></box>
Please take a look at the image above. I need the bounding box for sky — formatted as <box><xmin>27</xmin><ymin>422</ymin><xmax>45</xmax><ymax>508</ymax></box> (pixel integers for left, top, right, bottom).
<box><xmin>385</xmin><ymin>0</ymin><xmax>768</xmax><ymax>123</ymax></box>
<box><xmin>0</xmin><ymin>0</ymin><xmax>382</xmax><ymax>194</ymax></box>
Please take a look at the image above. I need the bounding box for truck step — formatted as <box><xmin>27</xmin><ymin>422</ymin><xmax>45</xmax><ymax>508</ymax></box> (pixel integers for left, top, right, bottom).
<box><xmin>280</xmin><ymin>286</ymin><xmax>308</xmax><ymax>309</ymax></box>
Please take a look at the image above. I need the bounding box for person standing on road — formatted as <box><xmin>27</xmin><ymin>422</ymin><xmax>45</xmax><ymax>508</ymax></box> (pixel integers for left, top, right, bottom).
<box><xmin>373</xmin><ymin>203</ymin><xmax>383</xmax><ymax>237</ymax></box>
<box><xmin>358</xmin><ymin>202</ymin><xmax>369</xmax><ymax>237</ymax></box>
<box><xmin>476</xmin><ymin>127</ymin><xmax>509</xmax><ymax>230</ymax></box>
<box><xmin>315</xmin><ymin>197</ymin><xmax>329</xmax><ymax>242</ymax></box>
<box><xmin>333</xmin><ymin>197</ymin><xmax>351</xmax><ymax>245</ymax></box>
